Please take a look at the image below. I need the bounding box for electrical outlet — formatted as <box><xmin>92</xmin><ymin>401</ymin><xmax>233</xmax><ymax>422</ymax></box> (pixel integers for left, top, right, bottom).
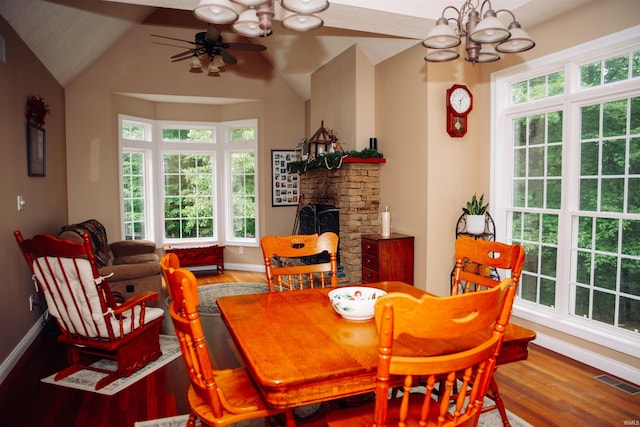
<box><xmin>29</xmin><ymin>295</ymin><xmax>34</xmax><ymax>311</ymax></box>
<box><xmin>239</xmin><ymin>246</ymin><xmax>245</xmax><ymax>255</ymax></box>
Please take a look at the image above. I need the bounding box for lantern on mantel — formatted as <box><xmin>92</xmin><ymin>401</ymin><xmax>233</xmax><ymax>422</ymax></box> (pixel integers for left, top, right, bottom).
<box><xmin>295</xmin><ymin>138</ymin><xmax>309</xmax><ymax>161</ymax></box>
<box><xmin>308</xmin><ymin>121</ymin><xmax>338</xmax><ymax>157</ymax></box>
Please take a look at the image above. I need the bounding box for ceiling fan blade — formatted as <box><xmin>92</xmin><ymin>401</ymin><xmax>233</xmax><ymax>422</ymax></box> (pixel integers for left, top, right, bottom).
<box><xmin>171</xmin><ymin>49</ymin><xmax>196</xmax><ymax>59</ymax></box>
<box><xmin>219</xmin><ymin>50</ymin><xmax>238</xmax><ymax>65</ymax></box>
<box><xmin>226</xmin><ymin>43</ymin><xmax>267</xmax><ymax>52</ymax></box>
<box><xmin>152</xmin><ymin>34</ymin><xmax>196</xmax><ymax>45</ymax></box>
<box><xmin>206</xmin><ymin>25</ymin><xmax>220</xmax><ymax>42</ymax></box>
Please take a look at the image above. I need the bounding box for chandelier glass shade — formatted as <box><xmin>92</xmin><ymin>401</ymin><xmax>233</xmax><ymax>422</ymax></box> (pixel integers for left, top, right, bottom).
<box><xmin>194</xmin><ymin>0</ymin><xmax>329</xmax><ymax>37</ymax></box>
<box><xmin>423</xmin><ymin>0</ymin><xmax>535</xmax><ymax>64</ymax></box>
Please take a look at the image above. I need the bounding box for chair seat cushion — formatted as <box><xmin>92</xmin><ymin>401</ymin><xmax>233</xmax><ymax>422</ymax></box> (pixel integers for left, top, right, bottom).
<box><xmin>35</xmin><ymin>257</ymin><xmax>163</xmax><ymax>339</ymax></box>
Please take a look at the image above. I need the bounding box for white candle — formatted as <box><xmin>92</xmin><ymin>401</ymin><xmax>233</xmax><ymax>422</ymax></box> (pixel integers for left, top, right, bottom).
<box><xmin>381</xmin><ymin>207</ymin><xmax>391</xmax><ymax>237</ymax></box>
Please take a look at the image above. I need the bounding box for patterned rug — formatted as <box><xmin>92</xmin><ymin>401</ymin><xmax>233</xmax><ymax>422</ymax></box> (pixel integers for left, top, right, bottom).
<box><xmin>41</xmin><ymin>335</ymin><xmax>181</xmax><ymax>395</ymax></box>
<box><xmin>166</xmin><ymin>283</ymin><xmax>270</xmax><ymax>316</ymax></box>
<box><xmin>135</xmin><ymin>400</ymin><xmax>532</xmax><ymax>427</ymax></box>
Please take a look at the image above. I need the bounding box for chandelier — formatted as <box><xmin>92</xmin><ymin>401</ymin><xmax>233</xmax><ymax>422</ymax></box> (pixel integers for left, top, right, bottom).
<box><xmin>422</xmin><ymin>0</ymin><xmax>535</xmax><ymax>64</ymax></box>
<box><xmin>194</xmin><ymin>0</ymin><xmax>329</xmax><ymax>38</ymax></box>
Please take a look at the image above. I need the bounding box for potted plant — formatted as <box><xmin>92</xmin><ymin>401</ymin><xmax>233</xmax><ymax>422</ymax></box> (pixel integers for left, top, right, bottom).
<box><xmin>463</xmin><ymin>193</ymin><xmax>489</xmax><ymax>235</ymax></box>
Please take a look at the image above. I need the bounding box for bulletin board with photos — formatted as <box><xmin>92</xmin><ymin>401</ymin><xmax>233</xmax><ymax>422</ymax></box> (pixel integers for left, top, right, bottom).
<box><xmin>271</xmin><ymin>150</ymin><xmax>300</xmax><ymax>207</ymax></box>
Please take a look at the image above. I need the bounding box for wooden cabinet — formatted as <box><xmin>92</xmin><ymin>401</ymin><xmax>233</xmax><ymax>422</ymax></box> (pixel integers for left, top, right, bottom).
<box><xmin>361</xmin><ymin>233</ymin><xmax>414</xmax><ymax>285</ymax></box>
<box><xmin>163</xmin><ymin>243</ymin><xmax>225</xmax><ymax>273</ymax></box>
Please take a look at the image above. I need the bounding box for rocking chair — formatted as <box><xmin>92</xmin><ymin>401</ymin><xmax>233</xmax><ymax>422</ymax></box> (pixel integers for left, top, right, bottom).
<box><xmin>14</xmin><ymin>231</ymin><xmax>165</xmax><ymax>390</ymax></box>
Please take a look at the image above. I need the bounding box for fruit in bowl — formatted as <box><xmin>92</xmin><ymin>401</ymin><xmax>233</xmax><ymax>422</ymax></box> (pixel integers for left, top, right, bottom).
<box><xmin>328</xmin><ymin>286</ymin><xmax>387</xmax><ymax>321</ymax></box>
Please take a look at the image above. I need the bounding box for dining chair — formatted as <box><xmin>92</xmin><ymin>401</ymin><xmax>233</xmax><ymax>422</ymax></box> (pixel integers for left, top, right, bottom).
<box><xmin>160</xmin><ymin>253</ymin><xmax>295</xmax><ymax>427</ymax></box>
<box><xmin>326</xmin><ymin>278</ymin><xmax>516</xmax><ymax>427</ymax></box>
<box><xmin>260</xmin><ymin>232</ymin><xmax>339</xmax><ymax>292</ymax></box>
<box><xmin>452</xmin><ymin>235</ymin><xmax>527</xmax><ymax>427</ymax></box>
<box><xmin>14</xmin><ymin>231</ymin><xmax>164</xmax><ymax>390</ymax></box>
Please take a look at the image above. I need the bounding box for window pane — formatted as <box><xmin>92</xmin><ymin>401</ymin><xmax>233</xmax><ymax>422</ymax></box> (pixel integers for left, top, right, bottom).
<box><xmin>581</xmin><ymin>105</ymin><xmax>600</xmax><ymax>139</ymax></box>
<box><xmin>593</xmin><ymin>290</ymin><xmax>615</xmax><ymax>325</ymax></box>
<box><xmin>121</xmin><ymin>151</ymin><xmax>146</xmax><ymax>240</ymax></box>
<box><xmin>621</xmin><ymin>258</ymin><xmax>640</xmax><ymax>294</ymax></box>
<box><xmin>600</xmin><ymin>178</ymin><xmax>624</xmax><ymax>212</ymax></box>
<box><xmin>595</xmin><ymin>217</ymin><xmax>618</xmax><ymax>252</ymax></box>
<box><xmin>575</xmin><ymin>285</ymin><xmax>590</xmax><ymax>317</ymax></box>
<box><xmin>594</xmin><ymin>254</ymin><xmax>617</xmax><ymax>291</ymax></box>
<box><xmin>540</xmin><ymin>278</ymin><xmax>556</xmax><ymax>307</ymax></box>
<box><xmin>619</xmin><ymin>297</ymin><xmax>640</xmax><ymax>333</ymax></box>
<box><xmin>581</xmin><ymin>61</ymin><xmax>601</xmax><ymax>88</ymax></box>
<box><xmin>163</xmin><ymin>153</ymin><xmax>215</xmax><ymax>240</ymax></box>
<box><xmin>604</xmin><ymin>54</ymin><xmax>629</xmax><ymax>84</ymax></box>
<box><xmin>576</xmin><ymin>251</ymin><xmax>591</xmax><ymax>284</ymax></box>
<box><xmin>548</xmin><ymin>72</ymin><xmax>564</xmax><ymax>96</ymax></box>
<box><xmin>579</xmin><ymin>178</ymin><xmax>598</xmax><ymax>211</ymax></box>
<box><xmin>603</xmin><ymin>99</ymin><xmax>627</xmax><ymax>137</ymax></box>
<box><xmin>521</xmin><ymin>274</ymin><xmax>537</xmax><ymax>302</ymax></box>
<box><xmin>622</xmin><ymin>220</ymin><xmax>640</xmax><ymax>256</ymax></box>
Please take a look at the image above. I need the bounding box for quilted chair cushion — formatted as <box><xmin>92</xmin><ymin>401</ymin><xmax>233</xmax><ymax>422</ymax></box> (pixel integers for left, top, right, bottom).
<box><xmin>33</xmin><ymin>257</ymin><xmax>163</xmax><ymax>339</ymax></box>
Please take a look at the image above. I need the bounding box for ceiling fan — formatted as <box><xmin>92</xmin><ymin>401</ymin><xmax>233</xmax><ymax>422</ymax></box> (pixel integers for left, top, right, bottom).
<box><xmin>152</xmin><ymin>25</ymin><xmax>267</xmax><ymax>74</ymax></box>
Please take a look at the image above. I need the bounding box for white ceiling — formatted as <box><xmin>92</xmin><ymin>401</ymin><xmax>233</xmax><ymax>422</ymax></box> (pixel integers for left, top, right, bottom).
<box><xmin>0</xmin><ymin>0</ymin><xmax>594</xmax><ymax>100</ymax></box>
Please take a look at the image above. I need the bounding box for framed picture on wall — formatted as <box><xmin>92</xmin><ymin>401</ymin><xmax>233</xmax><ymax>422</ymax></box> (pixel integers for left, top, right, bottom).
<box><xmin>27</xmin><ymin>122</ymin><xmax>46</xmax><ymax>177</ymax></box>
<box><xmin>271</xmin><ymin>150</ymin><xmax>300</xmax><ymax>207</ymax></box>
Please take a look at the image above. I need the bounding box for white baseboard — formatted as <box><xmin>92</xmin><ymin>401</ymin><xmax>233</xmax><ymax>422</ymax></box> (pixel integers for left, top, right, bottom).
<box><xmin>534</xmin><ymin>332</ymin><xmax>640</xmax><ymax>386</ymax></box>
<box><xmin>0</xmin><ymin>315</ymin><xmax>46</xmax><ymax>386</ymax></box>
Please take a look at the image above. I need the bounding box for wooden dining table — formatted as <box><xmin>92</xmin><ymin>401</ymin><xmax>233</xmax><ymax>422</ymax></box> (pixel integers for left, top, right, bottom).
<box><xmin>216</xmin><ymin>281</ymin><xmax>535</xmax><ymax>410</ymax></box>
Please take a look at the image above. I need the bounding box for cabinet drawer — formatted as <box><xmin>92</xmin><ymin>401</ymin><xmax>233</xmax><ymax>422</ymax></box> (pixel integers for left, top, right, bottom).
<box><xmin>362</xmin><ymin>254</ymin><xmax>379</xmax><ymax>271</ymax></box>
<box><xmin>362</xmin><ymin>268</ymin><xmax>379</xmax><ymax>283</ymax></box>
<box><xmin>361</xmin><ymin>239</ymin><xmax>379</xmax><ymax>256</ymax></box>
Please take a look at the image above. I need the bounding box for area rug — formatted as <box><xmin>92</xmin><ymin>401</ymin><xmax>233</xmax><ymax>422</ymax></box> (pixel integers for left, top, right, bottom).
<box><xmin>135</xmin><ymin>401</ymin><xmax>532</xmax><ymax>427</ymax></box>
<box><xmin>41</xmin><ymin>335</ymin><xmax>181</xmax><ymax>395</ymax></box>
<box><xmin>166</xmin><ymin>283</ymin><xmax>270</xmax><ymax>316</ymax></box>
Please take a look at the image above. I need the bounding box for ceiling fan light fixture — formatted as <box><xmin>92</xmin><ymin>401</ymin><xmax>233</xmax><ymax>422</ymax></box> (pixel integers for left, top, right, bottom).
<box><xmin>469</xmin><ymin>9</ymin><xmax>510</xmax><ymax>44</ymax></box>
<box><xmin>233</xmin><ymin>8</ymin><xmax>271</xmax><ymax>37</ymax></box>
<box><xmin>496</xmin><ymin>23</ymin><xmax>535</xmax><ymax>53</ymax></box>
<box><xmin>189</xmin><ymin>54</ymin><xmax>203</xmax><ymax>72</ymax></box>
<box><xmin>422</xmin><ymin>17</ymin><xmax>460</xmax><ymax>49</ymax></box>
<box><xmin>424</xmin><ymin>48</ymin><xmax>459</xmax><ymax>62</ymax></box>
<box><xmin>281</xmin><ymin>0</ymin><xmax>329</xmax><ymax>15</ymax></box>
<box><xmin>282</xmin><ymin>12</ymin><xmax>323</xmax><ymax>31</ymax></box>
<box><xmin>194</xmin><ymin>0</ymin><xmax>239</xmax><ymax>24</ymax></box>
<box><xmin>423</xmin><ymin>1</ymin><xmax>534</xmax><ymax>64</ymax></box>
<box><xmin>475</xmin><ymin>42</ymin><xmax>500</xmax><ymax>62</ymax></box>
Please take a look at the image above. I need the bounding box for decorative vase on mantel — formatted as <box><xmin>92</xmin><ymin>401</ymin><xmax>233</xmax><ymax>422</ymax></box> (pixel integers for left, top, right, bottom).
<box><xmin>466</xmin><ymin>215</ymin><xmax>486</xmax><ymax>235</ymax></box>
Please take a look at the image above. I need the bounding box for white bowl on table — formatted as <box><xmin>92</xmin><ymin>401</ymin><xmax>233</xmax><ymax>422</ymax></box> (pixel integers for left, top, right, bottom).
<box><xmin>328</xmin><ymin>286</ymin><xmax>387</xmax><ymax>321</ymax></box>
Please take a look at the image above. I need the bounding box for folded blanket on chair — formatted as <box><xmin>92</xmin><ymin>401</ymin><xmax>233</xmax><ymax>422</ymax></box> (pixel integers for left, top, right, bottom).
<box><xmin>60</xmin><ymin>219</ymin><xmax>111</xmax><ymax>268</ymax></box>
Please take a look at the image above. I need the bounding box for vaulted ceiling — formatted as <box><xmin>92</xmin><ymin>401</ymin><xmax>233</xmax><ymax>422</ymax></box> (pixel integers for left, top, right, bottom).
<box><xmin>1</xmin><ymin>0</ymin><xmax>594</xmax><ymax>100</ymax></box>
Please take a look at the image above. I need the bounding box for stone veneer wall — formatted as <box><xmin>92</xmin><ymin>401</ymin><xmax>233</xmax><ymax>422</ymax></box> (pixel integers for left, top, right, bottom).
<box><xmin>298</xmin><ymin>161</ymin><xmax>383</xmax><ymax>283</ymax></box>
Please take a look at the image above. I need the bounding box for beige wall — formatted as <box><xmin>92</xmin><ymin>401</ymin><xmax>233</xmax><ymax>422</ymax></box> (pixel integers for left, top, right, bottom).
<box><xmin>311</xmin><ymin>44</ymin><xmax>376</xmax><ymax>152</ymax></box>
<box><xmin>0</xmin><ymin>16</ymin><xmax>67</xmax><ymax>366</ymax></box>
<box><xmin>65</xmin><ymin>19</ymin><xmax>306</xmax><ymax>267</ymax></box>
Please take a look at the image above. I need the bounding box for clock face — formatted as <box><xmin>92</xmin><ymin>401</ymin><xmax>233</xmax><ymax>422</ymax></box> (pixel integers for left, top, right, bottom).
<box><xmin>449</xmin><ymin>87</ymin><xmax>471</xmax><ymax>114</ymax></box>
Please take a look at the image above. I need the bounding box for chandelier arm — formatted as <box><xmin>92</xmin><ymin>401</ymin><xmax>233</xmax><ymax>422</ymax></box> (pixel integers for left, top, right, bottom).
<box><xmin>479</xmin><ymin>0</ymin><xmax>494</xmax><ymax>16</ymax></box>
<box><xmin>495</xmin><ymin>8</ymin><xmax>518</xmax><ymax>23</ymax></box>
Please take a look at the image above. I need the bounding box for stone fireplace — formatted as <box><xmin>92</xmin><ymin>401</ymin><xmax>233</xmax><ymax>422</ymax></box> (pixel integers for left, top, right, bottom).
<box><xmin>298</xmin><ymin>159</ymin><xmax>385</xmax><ymax>283</ymax></box>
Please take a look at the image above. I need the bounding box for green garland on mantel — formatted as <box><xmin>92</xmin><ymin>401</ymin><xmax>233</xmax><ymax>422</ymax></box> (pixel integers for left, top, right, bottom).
<box><xmin>287</xmin><ymin>148</ymin><xmax>384</xmax><ymax>174</ymax></box>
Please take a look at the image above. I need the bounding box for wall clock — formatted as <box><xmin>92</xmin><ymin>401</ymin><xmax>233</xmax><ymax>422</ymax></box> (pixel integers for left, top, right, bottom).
<box><xmin>446</xmin><ymin>84</ymin><xmax>473</xmax><ymax>137</ymax></box>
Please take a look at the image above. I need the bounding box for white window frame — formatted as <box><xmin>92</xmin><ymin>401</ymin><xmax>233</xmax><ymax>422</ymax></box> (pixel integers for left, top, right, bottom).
<box><xmin>491</xmin><ymin>26</ymin><xmax>640</xmax><ymax>358</ymax></box>
<box><xmin>118</xmin><ymin>116</ymin><xmax>155</xmax><ymax>241</ymax></box>
<box><xmin>118</xmin><ymin>115</ymin><xmax>259</xmax><ymax>247</ymax></box>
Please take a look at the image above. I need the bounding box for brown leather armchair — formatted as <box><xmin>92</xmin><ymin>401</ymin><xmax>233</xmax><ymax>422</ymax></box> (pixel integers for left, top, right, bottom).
<box><xmin>58</xmin><ymin>219</ymin><xmax>163</xmax><ymax>305</ymax></box>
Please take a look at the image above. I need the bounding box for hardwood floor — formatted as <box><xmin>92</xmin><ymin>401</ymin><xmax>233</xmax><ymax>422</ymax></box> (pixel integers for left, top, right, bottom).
<box><xmin>0</xmin><ymin>270</ymin><xmax>637</xmax><ymax>426</ymax></box>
